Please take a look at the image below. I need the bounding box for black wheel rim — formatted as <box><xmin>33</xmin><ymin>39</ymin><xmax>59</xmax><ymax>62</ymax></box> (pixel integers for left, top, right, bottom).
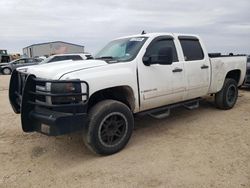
<box><xmin>98</xmin><ymin>112</ymin><xmax>128</xmax><ymax>147</ymax></box>
<box><xmin>227</xmin><ymin>85</ymin><xmax>236</xmax><ymax>103</ymax></box>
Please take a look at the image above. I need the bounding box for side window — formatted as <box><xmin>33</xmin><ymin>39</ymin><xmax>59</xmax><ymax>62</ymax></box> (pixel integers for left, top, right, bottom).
<box><xmin>50</xmin><ymin>56</ymin><xmax>64</xmax><ymax>62</ymax></box>
<box><xmin>85</xmin><ymin>55</ymin><xmax>93</xmax><ymax>59</ymax></box>
<box><xmin>16</xmin><ymin>59</ymin><xmax>26</xmax><ymax>64</ymax></box>
<box><xmin>67</xmin><ymin>55</ymin><xmax>83</xmax><ymax>61</ymax></box>
<box><xmin>145</xmin><ymin>39</ymin><xmax>178</xmax><ymax>62</ymax></box>
<box><xmin>179</xmin><ymin>39</ymin><xmax>204</xmax><ymax>61</ymax></box>
<box><xmin>27</xmin><ymin>59</ymin><xmax>34</xmax><ymax>63</ymax></box>
<box><xmin>58</xmin><ymin>56</ymin><xmax>69</xmax><ymax>61</ymax></box>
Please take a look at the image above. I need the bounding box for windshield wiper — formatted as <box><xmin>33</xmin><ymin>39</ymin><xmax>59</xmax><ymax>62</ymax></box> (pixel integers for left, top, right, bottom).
<box><xmin>95</xmin><ymin>56</ymin><xmax>120</xmax><ymax>64</ymax></box>
<box><xmin>95</xmin><ymin>56</ymin><xmax>114</xmax><ymax>60</ymax></box>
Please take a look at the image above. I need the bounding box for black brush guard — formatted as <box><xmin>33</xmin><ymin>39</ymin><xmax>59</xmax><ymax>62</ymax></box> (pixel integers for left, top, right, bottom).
<box><xmin>9</xmin><ymin>70</ymin><xmax>89</xmax><ymax>136</ymax></box>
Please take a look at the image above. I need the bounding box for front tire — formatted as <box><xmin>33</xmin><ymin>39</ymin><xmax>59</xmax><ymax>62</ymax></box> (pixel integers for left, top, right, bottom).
<box><xmin>83</xmin><ymin>100</ymin><xmax>134</xmax><ymax>155</ymax></box>
<box><xmin>2</xmin><ymin>67</ymin><xmax>12</xmax><ymax>75</ymax></box>
<box><xmin>215</xmin><ymin>78</ymin><xmax>238</xmax><ymax>110</ymax></box>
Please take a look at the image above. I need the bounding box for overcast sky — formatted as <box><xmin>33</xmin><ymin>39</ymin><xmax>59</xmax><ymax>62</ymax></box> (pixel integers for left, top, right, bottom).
<box><xmin>0</xmin><ymin>0</ymin><xmax>249</xmax><ymax>55</ymax></box>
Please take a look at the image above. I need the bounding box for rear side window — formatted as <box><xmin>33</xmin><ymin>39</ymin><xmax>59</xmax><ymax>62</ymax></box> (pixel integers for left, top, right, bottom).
<box><xmin>16</xmin><ymin>59</ymin><xmax>26</xmax><ymax>64</ymax></box>
<box><xmin>85</xmin><ymin>55</ymin><xmax>93</xmax><ymax>59</ymax></box>
<box><xmin>27</xmin><ymin>59</ymin><xmax>34</xmax><ymax>63</ymax></box>
<box><xmin>50</xmin><ymin>55</ymin><xmax>81</xmax><ymax>62</ymax></box>
<box><xmin>50</xmin><ymin>56</ymin><xmax>65</xmax><ymax>62</ymax></box>
<box><xmin>67</xmin><ymin>55</ymin><xmax>83</xmax><ymax>61</ymax></box>
<box><xmin>146</xmin><ymin>39</ymin><xmax>178</xmax><ymax>62</ymax></box>
<box><xmin>179</xmin><ymin>39</ymin><xmax>204</xmax><ymax>61</ymax></box>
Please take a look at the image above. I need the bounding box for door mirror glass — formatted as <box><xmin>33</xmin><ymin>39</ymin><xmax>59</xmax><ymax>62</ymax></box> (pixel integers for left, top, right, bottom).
<box><xmin>142</xmin><ymin>56</ymin><xmax>150</xmax><ymax>66</ymax></box>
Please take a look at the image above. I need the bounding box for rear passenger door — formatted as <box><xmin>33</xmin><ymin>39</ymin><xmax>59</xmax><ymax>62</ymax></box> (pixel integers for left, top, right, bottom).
<box><xmin>178</xmin><ymin>36</ymin><xmax>210</xmax><ymax>99</ymax></box>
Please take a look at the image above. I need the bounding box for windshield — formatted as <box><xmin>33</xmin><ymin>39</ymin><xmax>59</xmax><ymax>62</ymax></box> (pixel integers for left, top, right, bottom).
<box><xmin>95</xmin><ymin>37</ymin><xmax>147</xmax><ymax>62</ymax></box>
<box><xmin>247</xmin><ymin>57</ymin><xmax>250</xmax><ymax>63</ymax></box>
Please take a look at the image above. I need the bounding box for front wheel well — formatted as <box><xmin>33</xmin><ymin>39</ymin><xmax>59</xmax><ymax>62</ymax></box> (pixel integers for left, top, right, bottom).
<box><xmin>225</xmin><ymin>70</ymin><xmax>241</xmax><ymax>84</ymax></box>
<box><xmin>87</xmin><ymin>86</ymin><xmax>136</xmax><ymax>112</ymax></box>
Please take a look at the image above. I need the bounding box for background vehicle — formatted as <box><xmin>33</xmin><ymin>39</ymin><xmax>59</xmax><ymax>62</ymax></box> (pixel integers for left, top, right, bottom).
<box><xmin>0</xmin><ymin>49</ymin><xmax>10</xmax><ymax>63</ymax></box>
<box><xmin>9</xmin><ymin>33</ymin><xmax>247</xmax><ymax>155</ymax></box>
<box><xmin>39</xmin><ymin>53</ymin><xmax>93</xmax><ymax>64</ymax></box>
<box><xmin>242</xmin><ymin>56</ymin><xmax>250</xmax><ymax>87</ymax></box>
<box><xmin>1</xmin><ymin>58</ymin><xmax>42</xmax><ymax>75</ymax></box>
<box><xmin>1</xmin><ymin>53</ymin><xmax>93</xmax><ymax>75</ymax></box>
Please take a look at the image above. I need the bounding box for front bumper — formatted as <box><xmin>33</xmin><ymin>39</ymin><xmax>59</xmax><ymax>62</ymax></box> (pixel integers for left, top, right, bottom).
<box><xmin>29</xmin><ymin>107</ymin><xmax>88</xmax><ymax>136</ymax></box>
<box><xmin>9</xmin><ymin>70</ymin><xmax>89</xmax><ymax>136</ymax></box>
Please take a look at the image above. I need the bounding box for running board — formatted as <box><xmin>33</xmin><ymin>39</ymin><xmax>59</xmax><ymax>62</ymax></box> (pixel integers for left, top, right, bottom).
<box><xmin>149</xmin><ymin>108</ymin><xmax>170</xmax><ymax>119</ymax></box>
<box><xmin>183</xmin><ymin>100</ymin><xmax>199</xmax><ymax>110</ymax></box>
<box><xmin>137</xmin><ymin>98</ymin><xmax>202</xmax><ymax>119</ymax></box>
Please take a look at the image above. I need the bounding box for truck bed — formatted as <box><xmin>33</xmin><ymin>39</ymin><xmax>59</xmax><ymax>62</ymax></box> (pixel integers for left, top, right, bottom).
<box><xmin>208</xmin><ymin>55</ymin><xmax>247</xmax><ymax>94</ymax></box>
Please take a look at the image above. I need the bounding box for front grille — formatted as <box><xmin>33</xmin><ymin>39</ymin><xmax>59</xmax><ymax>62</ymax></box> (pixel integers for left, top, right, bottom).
<box><xmin>11</xmin><ymin>71</ymin><xmax>89</xmax><ymax>114</ymax></box>
<box><xmin>27</xmin><ymin>77</ymin><xmax>89</xmax><ymax>113</ymax></box>
<box><xmin>34</xmin><ymin>81</ymin><xmax>47</xmax><ymax>103</ymax></box>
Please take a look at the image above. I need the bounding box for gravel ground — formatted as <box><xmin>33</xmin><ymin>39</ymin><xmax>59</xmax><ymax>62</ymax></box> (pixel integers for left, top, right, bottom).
<box><xmin>0</xmin><ymin>75</ymin><xmax>250</xmax><ymax>188</ymax></box>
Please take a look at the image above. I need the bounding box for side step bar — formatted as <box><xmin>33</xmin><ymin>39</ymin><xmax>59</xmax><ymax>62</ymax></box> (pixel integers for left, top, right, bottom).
<box><xmin>183</xmin><ymin>100</ymin><xmax>200</xmax><ymax>110</ymax></box>
<box><xmin>137</xmin><ymin>98</ymin><xmax>202</xmax><ymax>119</ymax></box>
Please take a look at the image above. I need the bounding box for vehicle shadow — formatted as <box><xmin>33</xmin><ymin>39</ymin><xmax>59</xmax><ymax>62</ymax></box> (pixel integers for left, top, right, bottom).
<box><xmin>43</xmin><ymin>97</ymin><xmax>217</xmax><ymax>161</ymax></box>
<box><xmin>37</xmin><ymin>90</ymin><xmax>247</xmax><ymax>164</ymax></box>
<box><xmin>239</xmin><ymin>86</ymin><xmax>250</xmax><ymax>91</ymax></box>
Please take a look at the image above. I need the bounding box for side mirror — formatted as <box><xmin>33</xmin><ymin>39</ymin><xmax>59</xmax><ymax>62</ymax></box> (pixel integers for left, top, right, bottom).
<box><xmin>142</xmin><ymin>56</ymin><xmax>151</xmax><ymax>66</ymax></box>
<box><xmin>143</xmin><ymin>47</ymin><xmax>173</xmax><ymax>66</ymax></box>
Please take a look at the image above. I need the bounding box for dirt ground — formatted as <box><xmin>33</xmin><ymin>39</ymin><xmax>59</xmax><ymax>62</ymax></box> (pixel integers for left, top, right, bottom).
<box><xmin>0</xmin><ymin>75</ymin><xmax>250</xmax><ymax>188</ymax></box>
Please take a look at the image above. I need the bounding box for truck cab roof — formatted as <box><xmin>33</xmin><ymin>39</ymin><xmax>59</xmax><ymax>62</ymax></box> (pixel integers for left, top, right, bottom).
<box><xmin>115</xmin><ymin>32</ymin><xmax>200</xmax><ymax>40</ymax></box>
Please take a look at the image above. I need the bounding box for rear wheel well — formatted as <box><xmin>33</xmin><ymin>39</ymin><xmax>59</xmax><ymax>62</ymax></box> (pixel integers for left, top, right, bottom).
<box><xmin>87</xmin><ymin>86</ymin><xmax>135</xmax><ymax>112</ymax></box>
<box><xmin>225</xmin><ymin>70</ymin><xmax>241</xmax><ymax>84</ymax></box>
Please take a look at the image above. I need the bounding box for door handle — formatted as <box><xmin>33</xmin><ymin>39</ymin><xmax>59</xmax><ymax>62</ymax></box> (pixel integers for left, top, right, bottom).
<box><xmin>201</xmin><ymin>65</ymin><xmax>209</xmax><ymax>69</ymax></box>
<box><xmin>172</xmin><ymin>68</ymin><xmax>183</xmax><ymax>73</ymax></box>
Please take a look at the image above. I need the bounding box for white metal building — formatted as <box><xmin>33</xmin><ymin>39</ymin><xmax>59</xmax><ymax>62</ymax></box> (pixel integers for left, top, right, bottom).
<box><xmin>23</xmin><ymin>41</ymin><xmax>85</xmax><ymax>58</ymax></box>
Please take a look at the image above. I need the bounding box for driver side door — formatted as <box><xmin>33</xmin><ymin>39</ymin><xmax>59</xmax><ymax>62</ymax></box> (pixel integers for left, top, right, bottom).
<box><xmin>137</xmin><ymin>36</ymin><xmax>186</xmax><ymax>111</ymax></box>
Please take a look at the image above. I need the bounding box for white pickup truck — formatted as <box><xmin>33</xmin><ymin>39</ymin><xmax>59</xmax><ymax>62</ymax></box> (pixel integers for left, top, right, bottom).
<box><xmin>9</xmin><ymin>33</ymin><xmax>247</xmax><ymax>155</ymax></box>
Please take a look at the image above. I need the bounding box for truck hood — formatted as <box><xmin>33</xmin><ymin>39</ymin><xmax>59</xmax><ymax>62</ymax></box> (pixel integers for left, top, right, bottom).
<box><xmin>17</xmin><ymin>60</ymin><xmax>108</xmax><ymax>79</ymax></box>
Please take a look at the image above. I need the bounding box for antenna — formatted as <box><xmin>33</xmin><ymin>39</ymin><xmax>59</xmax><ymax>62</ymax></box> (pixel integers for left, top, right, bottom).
<box><xmin>141</xmin><ymin>30</ymin><xmax>146</xmax><ymax>35</ymax></box>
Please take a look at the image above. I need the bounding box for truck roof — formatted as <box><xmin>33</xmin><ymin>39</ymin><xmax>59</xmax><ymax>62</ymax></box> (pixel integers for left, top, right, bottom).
<box><xmin>115</xmin><ymin>32</ymin><xmax>200</xmax><ymax>40</ymax></box>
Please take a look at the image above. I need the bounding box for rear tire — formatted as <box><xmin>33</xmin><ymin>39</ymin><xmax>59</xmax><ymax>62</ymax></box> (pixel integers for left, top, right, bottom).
<box><xmin>83</xmin><ymin>100</ymin><xmax>134</xmax><ymax>155</ymax></box>
<box><xmin>2</xmin><ymin>67</ymin><xmax>12</xmax><ymax>75</ymax></box>
<box><xmin>215</xmin><ymin>78</ymin><xmax>238</xmax><ymax>110</ymax></box>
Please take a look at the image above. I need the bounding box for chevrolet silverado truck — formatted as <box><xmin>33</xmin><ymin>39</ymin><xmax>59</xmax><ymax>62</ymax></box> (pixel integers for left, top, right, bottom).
<box><xmin>9</xmin><ymin>33</ymin><xmax>247</xmax><ymax>155</ymax></box>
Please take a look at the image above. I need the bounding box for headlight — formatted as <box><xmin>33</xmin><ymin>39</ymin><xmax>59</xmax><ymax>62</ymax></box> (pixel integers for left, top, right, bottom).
<box><xmin>45</xmin><ymin>81</ymin><xmax>86</xmax><ymax>105</ymax></box>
